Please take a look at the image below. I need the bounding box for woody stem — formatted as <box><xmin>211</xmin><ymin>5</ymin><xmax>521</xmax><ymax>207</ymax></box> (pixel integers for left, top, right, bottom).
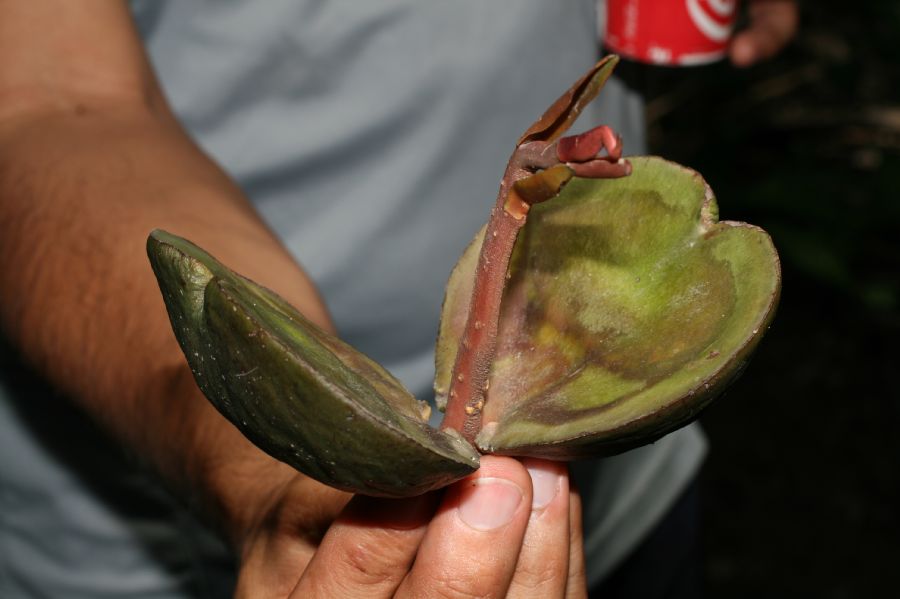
<box><xmin>439</xmin><ymin>146</ymin><xmax>549</xmax><ymax>443</ymax></box>
<box><xmin>439</xmin><ymin>127</ymin><xmax>630</xmax><ymax>445</ymax></box>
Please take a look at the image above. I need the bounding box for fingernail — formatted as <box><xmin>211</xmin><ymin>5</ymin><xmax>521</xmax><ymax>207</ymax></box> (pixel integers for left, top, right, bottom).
<box><xmin>457</xmin><ymin>477</ymin><xmax>523</xmax><ymax>531</ymax></box>
<box><xmin>525</xmin><ymin>461</ymin><xmax>561</xmax><ymax>510</ymax></box>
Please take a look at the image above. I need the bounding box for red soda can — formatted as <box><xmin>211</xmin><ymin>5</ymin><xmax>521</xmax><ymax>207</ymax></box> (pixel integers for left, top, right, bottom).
<box><xmin>604</xmin><ymin>0</ymin><xmax>738</xmax><ymax>66</ymax></box>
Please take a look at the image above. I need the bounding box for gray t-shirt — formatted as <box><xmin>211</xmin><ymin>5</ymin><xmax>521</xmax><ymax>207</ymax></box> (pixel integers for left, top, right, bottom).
<box><xmin>0</xmin><ymin>1</ymin><xmax>705</xmax><ymax>596</ymax></box>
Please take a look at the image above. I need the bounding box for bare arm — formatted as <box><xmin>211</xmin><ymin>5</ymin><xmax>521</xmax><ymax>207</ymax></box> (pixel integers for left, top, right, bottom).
<box><xmin>0</xmin><ymin>0</ymin><xmax>341</xmax><ymax>548</ymax></box>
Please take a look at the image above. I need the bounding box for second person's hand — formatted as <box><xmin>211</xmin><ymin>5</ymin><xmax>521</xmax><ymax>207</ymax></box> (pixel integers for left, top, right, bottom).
<box><xmin>730</xmin><ymin>0</ymin><xmax>800</xmax><ymax>67</ymax></box>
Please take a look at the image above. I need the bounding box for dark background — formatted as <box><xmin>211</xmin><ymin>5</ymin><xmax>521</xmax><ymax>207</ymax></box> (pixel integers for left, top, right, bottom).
<box><xmin>633</xmin><ymin>2</ymin><xmax>899</xmax><ymax>596</ymax></box>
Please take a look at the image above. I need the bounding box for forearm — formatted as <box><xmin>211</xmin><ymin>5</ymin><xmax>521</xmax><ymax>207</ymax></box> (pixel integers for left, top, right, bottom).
<box><xmin>0</xmin><ymin>99</ymin><xmax>338</xmax><ymax>545</ymax></box>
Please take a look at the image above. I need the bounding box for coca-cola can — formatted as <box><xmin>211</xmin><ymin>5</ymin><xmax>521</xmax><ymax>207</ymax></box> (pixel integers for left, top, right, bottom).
<box><xmin>604</xmin><ymin>0</ymin><xmax>739</xmax><ymax>66</ymax></box>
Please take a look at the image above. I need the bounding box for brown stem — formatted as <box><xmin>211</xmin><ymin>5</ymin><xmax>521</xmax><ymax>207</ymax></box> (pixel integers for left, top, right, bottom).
<box><xmin>438</xmin><ymin>56</ymin><xmax>630</xmax><ymax>444</ymax></box>
<box><xmin>438</xmin><ymin>159</ymin><xmax>531</xmax><ymax>441</ymax></box>
<box><xmin>440</xmin><ymin>128</ymin><xmax>631</xmax><ymax>444</ymax></box>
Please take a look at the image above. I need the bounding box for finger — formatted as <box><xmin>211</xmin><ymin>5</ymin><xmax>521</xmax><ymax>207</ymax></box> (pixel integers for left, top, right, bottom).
<box><xmin>565</xmin><ymin>486</ymin><xmax>588</xmax><ymax>599</ymax></box>
<box><xmin>396</xmin><ymin>455</ymin><xmax>533</xmax><ymax>599</ymax></box>
<box><xmin>290</xmin><ymin>492</ymin><xmax>439</xmax><ymax>599</ymax></box>
<box><xmin>507</xmin><ymin>459</ymin><xmax>571</xmax><ymax>598</ymax></box>
<box><xmin>235</xmin><ymin>480</ymin><xmax>350</xmax><ymax>598</ymax></box>
<box><xmin>729</xmin><ymin>0</ymin><xmax>799</xmax><ymax>67</ymax></box>
<box><xmin>236</xmin><ymin>539</ymin><xmax>316</xmax><ymax>598</ymax></box>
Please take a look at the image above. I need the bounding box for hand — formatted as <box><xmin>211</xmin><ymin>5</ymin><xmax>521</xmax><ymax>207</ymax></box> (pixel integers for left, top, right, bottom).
<box><xmin>729</xmin><ymin>0</ymin><xmax>799</xmax><ymax>67</ymax></box>
<box><xmin>235</xmin><ymin>456</ymin><xmax>586</xmax><ymax>598</ymax></box>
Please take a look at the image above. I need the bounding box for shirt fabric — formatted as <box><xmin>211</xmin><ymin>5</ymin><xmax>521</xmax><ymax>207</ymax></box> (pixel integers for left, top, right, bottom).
<box><xmin>0</xmin><ymin>1</ymin><xmax>705</xmax><ymax>596</ymax></box>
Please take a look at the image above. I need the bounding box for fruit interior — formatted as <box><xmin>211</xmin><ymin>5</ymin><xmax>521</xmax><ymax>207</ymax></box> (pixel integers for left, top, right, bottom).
<box><xmin>435</xmin><ymin>157</ymin><xmax>780</xmax><ymax>457</ymax></box>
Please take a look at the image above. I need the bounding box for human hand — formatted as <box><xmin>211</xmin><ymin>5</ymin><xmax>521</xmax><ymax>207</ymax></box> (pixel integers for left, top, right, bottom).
<box><xmin>235</xmin><ymin>455</ymin><xmax>585</xmax><ymax>598</ymax></box>
<box><xmin>729</xmin><ymin>0</ymin><xmax>799</xmax><ymax>67</ymax></box>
